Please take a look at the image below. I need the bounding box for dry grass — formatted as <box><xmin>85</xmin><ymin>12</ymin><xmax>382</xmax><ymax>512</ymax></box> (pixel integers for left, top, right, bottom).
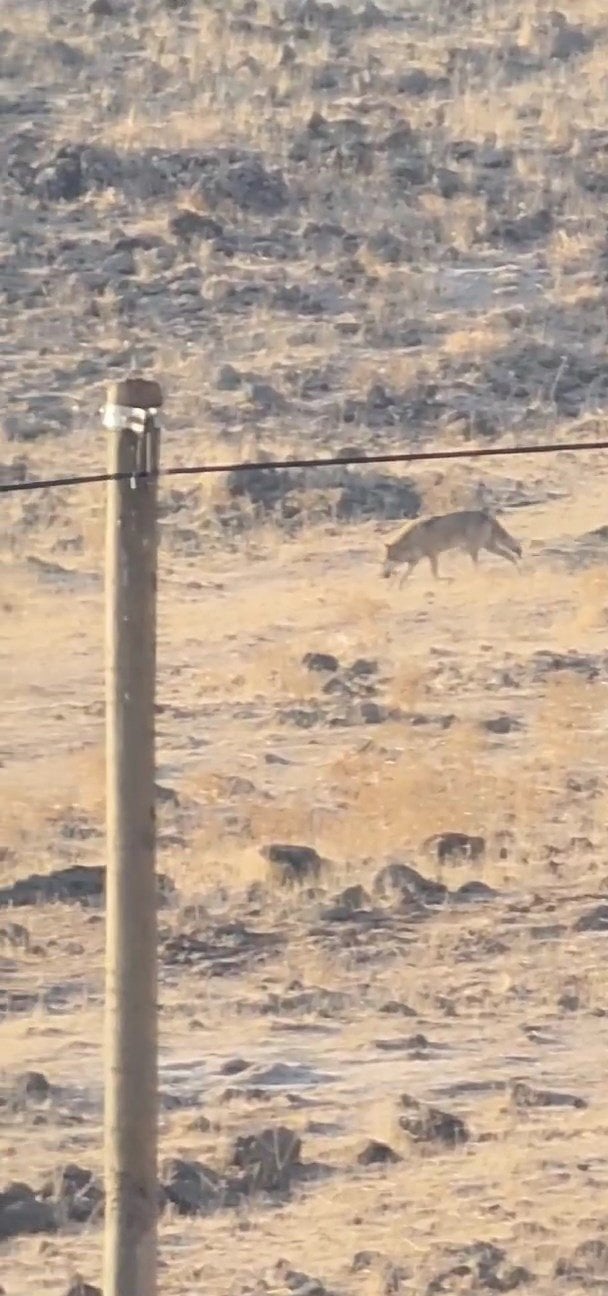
<box><xmin>4</xmin><ymin>0</ymin><xmax>608</xmax><ymax>1289</ymax></box>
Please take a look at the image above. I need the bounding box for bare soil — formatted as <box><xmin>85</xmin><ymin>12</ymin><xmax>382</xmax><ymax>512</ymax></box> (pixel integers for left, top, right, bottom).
<box><xmin>3</xmin><ymin>0</ymin><xmax>608</xmax><ymax>1292</ymax></box>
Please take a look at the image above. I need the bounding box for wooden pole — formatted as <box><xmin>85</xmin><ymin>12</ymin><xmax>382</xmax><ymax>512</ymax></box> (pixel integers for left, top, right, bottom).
<box><xmin>103</xmin><ymin>377</ymin><xmax>163</xmax><ymax>1296</ymax></box>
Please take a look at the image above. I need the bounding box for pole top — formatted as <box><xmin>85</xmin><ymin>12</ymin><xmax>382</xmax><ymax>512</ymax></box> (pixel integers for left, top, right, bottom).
<box><xmin>107</xmin><ymin>377</ymin><xmax>163</xmax><ymax>410</ymax></box>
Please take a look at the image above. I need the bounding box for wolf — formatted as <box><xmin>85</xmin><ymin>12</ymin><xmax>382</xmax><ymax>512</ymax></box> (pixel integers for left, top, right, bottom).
<box><xmin>382</xmin><ymin>509</ymin><xmax>522</xmax><ymax>582</ymax></box>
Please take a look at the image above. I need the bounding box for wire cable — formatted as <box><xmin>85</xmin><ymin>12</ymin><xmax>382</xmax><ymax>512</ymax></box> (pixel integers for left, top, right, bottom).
<box><xmin>2</xmin><ymin>436</ymin><xmax>608</xmax><ymax>496</ymax></box>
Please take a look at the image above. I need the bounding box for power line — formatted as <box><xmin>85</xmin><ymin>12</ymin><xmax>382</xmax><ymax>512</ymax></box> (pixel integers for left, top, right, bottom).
<box><xmin>2</xmin><ymin>436</ymin><xmax>608</xmax><ymax>496</ymax></box>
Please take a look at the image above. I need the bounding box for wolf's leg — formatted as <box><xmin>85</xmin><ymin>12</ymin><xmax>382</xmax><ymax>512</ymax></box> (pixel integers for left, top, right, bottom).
<box><xmin>429</xmin><ymin>553</ymin><xmax>439</xmax><ymax>579</ymax></box>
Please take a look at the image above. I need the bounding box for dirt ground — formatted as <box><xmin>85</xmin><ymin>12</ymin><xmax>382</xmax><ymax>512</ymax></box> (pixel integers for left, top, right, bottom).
<box><xmin>3</xmin><ymin>0</ymin><xmax>608</xmax><ymax>1292</ymax></box>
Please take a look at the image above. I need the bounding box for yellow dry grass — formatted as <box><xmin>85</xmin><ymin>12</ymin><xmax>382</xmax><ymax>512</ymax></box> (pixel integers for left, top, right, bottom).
<box><xmin>4</xmin><ymin>0</ymin><xmax>608</xmax><ymax>1290</ymax></box>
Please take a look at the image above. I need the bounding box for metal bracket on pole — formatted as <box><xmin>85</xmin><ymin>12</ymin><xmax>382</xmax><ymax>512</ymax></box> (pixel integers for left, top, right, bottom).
<box><xmin>103</xmin><ymin>379</ymin><xmax>163</xmax><ymax>486</ymax></box>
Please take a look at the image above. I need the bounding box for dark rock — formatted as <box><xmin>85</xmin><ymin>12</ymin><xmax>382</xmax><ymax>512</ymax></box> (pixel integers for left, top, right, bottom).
<box><xmin>187</xmin><ymin>1114</ymin><xmax>212</xmax><ymax>1133</ymax></box>
<box><xmin>161</xmin><ymin>1158</ymin><xmax>223</xmax><ymax>1214</ymax></box>
<box><xmin>0</xmin><ymin>866</ymin><xmax>105</xmax><ymax>907</ymax></box>
<box><xmin>322</xmin><ymin>674</ymin><xmax>357</xmax><ymax>699</ymax></box>
<box><xmin>367</xmin><ymin>381</ymin><xmax>396</xmax><ymax>411</ymax></box>
<box><xmin>221</xmin><ymin>1085</ymin><xmax>270</xmax><ymax>1103</ymax></box>
<box><xmin>102</xmin><ymin>248</ymin><xmax>136</xmax><ymax>277</ymax></box>
<box><xmin>37</xmin><ymin>147</ymin><xmax>85</xmax><ymax>201</ymax></box>
<box><xmin>0</xmin><ymin>458</ymin><xmax>28</xmax><ymax>487</ymax></box>
<box><xmin>348</xmin><ymin>658</ymin><xmax>378</xmax><ymax>678</ymax></box>
<box><xmin>575</xmin><ymin>904</ymin><xmax>608</xmax><ymax>932</ymax></box>
<box><xmin>398</xmin><ymin>1093</ymin><xmax>469</xmax><ymax>1146</ymax></box>
<box><xmin>164</xmin><ymin>920</ymin><xmax>283</xmax><ymax>975</ymax></box>
<box><xmin>396</xmin><ymin>67</ymin><xmax>435</xmax><ymax>95</ymax></box>
<box><xmin>295</xmin><ymin>0</ymin><xmax>393</xmax><ymax>29</ymax></box>
<box><xmin>65</xmin><ymin>1283</ymin><xmax>102</xmax><ymax>1296</ymax></box>
<box><xmin>225</xmin><ymin>460</ymin><xmax>293</xmax><ymax>508</ymax></box>
<box><xmin>532</xmin><ymin>649</ymin><xmax>603</xmax><ymax>682</ymax></box>
<box><xmin>320</xmin><ymin>884</ymin><xmax>376</xmax><ymax>922</ymax></box>
<box><xmin>230</xmin><ymin>1125</ymin><xmax>302</xmax><ymax>1191</ymax></box>
<box><xmin>374</xmin><ymin>1034</ymin><xmax>435</xmax><ymax>1058</ymax></box>
<box><xmin>366</xmin><ymin>230</ymin><xmax>408</xmax><ymax>264</ymax></box>
<box><xmin>379</xmin><ymin>1000</ymin><xmax>417</xmax><ymax>1017</ymax></box>
<box><xmin>249</xmin><ymin>381</ymin><xmax>288</xmax><ymax>413</ymax></box>
<box><xmin>580</xmin><ymin>524</ymin><xmax>608</xmax><ymax>545</ymax></box>
<box><xmin>0</xmin><ymin>921</ymin><xmax>29</xmax><ymax>948</ymax></box>
<box><xmin>14</xmin><ymin>1071</ymin><xmax>50</xmax><ymax>1103</ymax></box>
<box><xmin>352</xmin><ymin>1250</ymin><xmax>385</xmax><ymax>1271</ymax></box>
<box><xmin>42</xmin><ymin>1164</ymin><xmax>103</xmax><ymax>1224</ymax></box>
<box><xmin>407</xmin><ymin>1032</ymin><xmax>433</xmax><ymax>1052</ymax></box>
<box><xmin>156</xmin><ymin>782</ymin><xmax>180</xmax><ymax>807</ymax></box>
<box><xmin>478</xmin><ymin>143</ymin><xmax>512</xmax><ymax>169</ymax></box>
<box><xmin>557</xmin><ymin>989</ymin><xmax>580</xmax><ymax>1012</ymax></box>
<box><xmin>49</xmin><ymin>40</ymin><xmax>86</xmax><ymax>71</ymax></box>
<box><xmin>0</xmin><ymin>988</ymin><xmax>39</xmax><ymax>1016</ymax></box>
<box><xmin>391</xmin><ymin>155</ymin><xmax>429</xmax><ymax>188</ymax></box>
<box><xmin>303</xmin><ymin>651</ymin><xmax>340</xmax><ymax>673</ymax></box>
<box><xmin>280</xmin><ymin>705</ymin><xmax>322</xmax><ymax>729</ymax></box>
<box><xmin>452</xmin><ymin>881</ymin><xmax>498</xmax><ymax>904</ymax></box>
<box><xmin>3</xmin><ymin>414</ymin><xmax>53</xmax><ymax>442</ymax></box>
<box><xmin>335</xmin><ymin>471</ymin><xmax>421</xmax><ymax>522</ymax></box>
<box><xmin>0</xmin><ymin>1183</ymin><xmax>56</xmax><ymax>1241</ymax></box>
<box><xmin>407</xmin><ymin>712</ymin><xmax>455</xmax><ymax>732</ymax></box>
<box><xmin>224</xmin><ymin>460</ymin><xmax>421</xmax><ymax>526</ymax></box>
<box><xmin>373</xmin><ymin>862</ymin><xmax>447</xmax><ymax>907</ymax></box>
<box><xmin>302</xmin><ymin>220</ymin><xmax>347</xmax><ymax>250</ymax></box>
<box><xmin>169</xmin><ymin>209</ymin><xmax>223</xmax><ymax>240</ymax></box>
<box><xmin>113</xmin><ymin>233</ymin><xmax>165</xmax><ymax>255</ymax></box>
<box><xmin>357</xmin><ymin>1139</ymin><xmax>401</xmax><ymax>1166</ymax></box>
<box><xmin>272</xmin><ymin>1259</ymin><xmax>328</xmax><ymax>1296</ymax></box>
<box><xmin>382</xmin><ymin>121</ymin><xmax>416</xmax><ymax>153</ymax></box>
<box><xmin>429</xmin><ymin>1242</ymin><xmax>531</xmax><ymax>1294</ymax></box>
<box><xmin>87</xmin><ymin>0</ymin><xmax>114</xmax><ymax>14</ymax></box>
<box><xmin>216</xmin><ymin>363</ymin><xmax>242</xmax><ymax>390</ymax></box>
<box><xmin>435</xmin><ymin>167</ymin><xmax>463</xmax><ymax>198</ymax></box>
<box><xmin>0</xmin><ymin>865</ymin><xmax>174</xmax><ymax>908</ymax></box>
<box><xmin>510</xmin><ymin>1080</ymin><xmax>587</xmax><ymax>1110</ymax></box>
<box><xmin>555</xmin><ymin>1238</ymin><xmax>608</xmax><ymax>1281</ymax></box>
<box><xmin>262</xmin><ymin>843</ymin><xmax>324</xmax><ymax>885</ymax></box>
<box><xmin>198</xmin><ymin>158</ymin><xmax>289</xmax><ymax>214</ymax></box>
<box><xmin>30</xmin><ymin>142</ymin><xmax>264</xmax><ymax>207</ymax></box>
<box><xmin>547</xmin><ymin>13</ymin><xmax>593</xmax><ymax>59</ymax></box>
<box><xmin>449</xmin><ymin>137</ymin><xmax>478</xmax><ymax>162</ymax></box>
<box><xmin>257</xmin><ymin>990</ymin><xmax>344</xmax><ymax>1021</ymax></box>
<box><xmin>310</xmin><ymin>58</ymin><xmax>341</xmax><ymax>88</ymax></box>
<box><xmin>329</xmin><ymin>884</ymin><xmax>371</xmax><ymax>912</ymax></box>
<box><xmin>219</xmin><ymin>1057</ymin><xmax>251</xmax><ymax>1076</ymax></box>
<box><xmin>495</xmin><ymin>208</ymin><xmax>553</xmax><ymax>245</ymax></box>
<box><xmin>424</xmin><ymin>832</ymin><xmax>486</xmax><ymax>864</ymax></box>
<box><xmin>359</xmin><ymin>701</ymin><xmax>393</xmax><ymax>725</ymax></box>
<box><xmin>482</xmin><ymin>714</ymin><xmax>523</xmax><ymax>735</ymax></box>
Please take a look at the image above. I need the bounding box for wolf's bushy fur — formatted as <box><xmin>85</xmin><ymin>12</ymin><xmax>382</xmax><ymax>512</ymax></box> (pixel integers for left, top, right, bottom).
<box><xmin>382</xmin><ymin>509</ymin><xmax>522</xmax><ymax>582</ymax></box>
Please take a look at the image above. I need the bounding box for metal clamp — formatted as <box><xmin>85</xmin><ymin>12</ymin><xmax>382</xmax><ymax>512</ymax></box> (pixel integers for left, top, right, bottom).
<box><xmin>103</xmin><ymin>379</ymin><xmax>164</xmax><ymax>488</ymax></box>
<box><xmin>102</xmin><ymin>403</ymin><xmax>155</xmax><ymax>434</ymax></box>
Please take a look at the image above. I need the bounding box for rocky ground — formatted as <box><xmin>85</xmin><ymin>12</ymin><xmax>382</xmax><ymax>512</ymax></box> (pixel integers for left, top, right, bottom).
<box><xmin>3</xmin><ymin>0</ymin><xmax>608</xmax><ymax>1292</ymax></box>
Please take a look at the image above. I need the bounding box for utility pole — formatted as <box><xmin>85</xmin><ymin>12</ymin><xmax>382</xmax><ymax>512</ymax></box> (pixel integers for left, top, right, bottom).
<box><xmin>103</xmin><ymin>376</ymin><xmax>163</xmax><ymax>1296</ymax></box>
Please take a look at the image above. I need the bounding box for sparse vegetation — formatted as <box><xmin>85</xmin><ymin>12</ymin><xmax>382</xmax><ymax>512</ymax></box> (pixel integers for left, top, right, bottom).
<box><xmin>3</xmin><ymin>0</ymin><xmax>608</xmax><ymax>1291</ymax></box>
